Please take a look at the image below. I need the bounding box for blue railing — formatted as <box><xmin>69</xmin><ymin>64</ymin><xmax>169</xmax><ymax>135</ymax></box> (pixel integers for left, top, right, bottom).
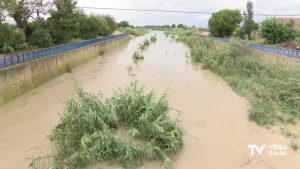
<box><xmin>196</xmin><ymin>35</ymin><xmax>300</xmax><ymax>59</ymax></box>
<box><xmin>0</xmin><ymin>34</ymin><xmax>128</xmax><ymax>69</ymax></box>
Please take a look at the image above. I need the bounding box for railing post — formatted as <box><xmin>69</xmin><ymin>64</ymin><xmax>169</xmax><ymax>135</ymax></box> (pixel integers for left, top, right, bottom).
<box><xmin>17</xmin><ymin>54</ymin><xmax>19</xmax><ymax>64</ymax></box>
<box><xmin>10</xmin><ymin>55</ymin><xmax>13</xmax><ymax>66</ymax></box>
<box><xmin>4</xmin><ymin>56</ymin><xmax>6</xmax><ymax>67</ymax></box>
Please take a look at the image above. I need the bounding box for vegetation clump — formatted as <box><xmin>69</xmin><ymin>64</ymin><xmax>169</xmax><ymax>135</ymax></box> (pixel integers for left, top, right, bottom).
<box><xmin>44</xmin><ymin>82</ymin><xmax>183</xmax><ymax>169</ymax></box>
<box><xmin>139</xmin><ymin>39</ymin><xmax>150</xmax><ymax>50</ymax></box>
<box><xmin>132</xmin><ymin>51</ymin><xmax>144</xmax><ymax>62</ymax></box>
<box><xmin>150</xmin><ymin>36</ymin><xmax>157</xmax><ymax>42</ymax></box>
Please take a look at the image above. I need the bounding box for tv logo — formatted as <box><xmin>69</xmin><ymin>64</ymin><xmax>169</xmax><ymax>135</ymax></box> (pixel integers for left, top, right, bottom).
<box><xmin>248</xmin><ymin>144</ymin><xmax>287</xmax><ymax>156</ymax></box>
<box><xmin>248</xmin><ymin>144</ymin><xmax>266</xmax><ymax>155</ymax></box>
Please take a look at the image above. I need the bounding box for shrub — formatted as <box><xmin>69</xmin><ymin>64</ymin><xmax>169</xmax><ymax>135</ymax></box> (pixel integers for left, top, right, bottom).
<box><xmin>104</xmin><ymin>15</ymin><xmax>117</xmax><ymax>34</ymax></box>
<box><xmin>138</xmin><ymin>39</ymin><xmax>150</xmax><ymax>51</ymax></box>
<box><xmin>132</xmin><ymin>51</ymin><xmax>144</xmax><ymax>62</ymax></box>
<box><xmin>78</xmin><ymin>14</ymin><xmax>99</xmax><ymax>39</ymax></box>
<box><xmin>150</xmin><ymin>36</ymin><xmax>157</xmax><ymax>42</ymax></box>
<box><xmin>0</xmin><ymin>23</ymin><xmax>26</xmax><ymax>52</ymax></box>
<box><xmin>45</xmin><ymin>83</ymin><xmax>183</xmax><ymax>168</ymax></box>
<box><xmin>29</xmin><ymin>28</ymin><xmax>52</xmax><ymax>48</ymax></box>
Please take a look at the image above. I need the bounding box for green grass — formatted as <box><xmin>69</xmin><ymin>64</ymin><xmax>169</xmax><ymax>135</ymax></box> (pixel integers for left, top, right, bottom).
<box><xmin>34</xmin><ymin>82</ymin><xmax>183</xmax><ymax>169</ymax></box>
<box><xmin>168</xmin><ymin>30</ymin><xmax>300</xmax><ymax>127</ymax></box>
<box><xmin>119</xmin><ymin>27</ymin><xmax>149</xmax><ymax>36</ymax></box>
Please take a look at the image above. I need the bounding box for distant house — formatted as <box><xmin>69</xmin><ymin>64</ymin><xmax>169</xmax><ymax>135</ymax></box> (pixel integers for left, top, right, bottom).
<box><xmin>274</xmin><ymin>18</ymin><xmax>300</xmax><ymax>28</ymax></box>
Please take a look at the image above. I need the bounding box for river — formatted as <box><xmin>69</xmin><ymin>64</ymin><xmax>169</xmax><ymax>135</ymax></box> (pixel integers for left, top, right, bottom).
<box><xmin>0</xmin><ymin>31</ymin><xmax>299</xmax><ymax>169</ymax></box>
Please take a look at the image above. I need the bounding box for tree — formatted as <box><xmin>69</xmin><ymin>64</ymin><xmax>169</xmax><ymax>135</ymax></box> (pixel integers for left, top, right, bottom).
<box><xmin>78</xmin><ymin>14</ymin><xmax>98</xmax><ymax>39</ymax></box>
<box><xmin>0</xmin><ymin>23</ymin><xmax>26</xmax><ymax>52</ymax></box>
<box><xmin>118</xmin><ymin>21</ymin><xmax>129</xmax><ymax>27</ymax></box>
<box><xmin>161</xmin><ymin>25</ymin><xmax>171</xmax><ymax>28</ymax></box>
<box><xmin>243</xmin><ymin>1</ymin><xmax>255</xmax><ymax>40</ymax></box>
<box><xmin>1</xmin><ymin>0</ymin><xmax>34</xmax><ymax>32</ymax></box>
<box><xmin>104</xmin><ymin>15</ymin><xmax>117</xmax><ymax>34</ymax></box>
<box><xmin>208</xmin><ymin>9</ymin><xmax>243</xmax><ymax>37</ymax></box>
<box><xmin>28</xmin><ymin>18</ymin><xmax>52</xmax><ymax>47</ymax></box>
<box><xmin>95</xmin><ymin>16</ymin><xmax>110</xmax><ymax>36</ymax></box>
<box><xmin>172</xmin><ymin>24</ymin><xmax>176</xmax><ymax>28</ymax></box>
<box><xmin>47</xmin><ymin>0</ymin><xmax>78</xmax><ymax>44</ymax></box>
<box><xmin>177</xmin><ymin>24</ymin><xmax>185</xmax><ymax>28</ymax></box>
<box><xmin>29</xmin><ymin>28</ymin><xmax>52</xmax><ymax>47</ymax></box>
<box><xmin>0</xmin><ymin>2</ymin><xmax>5</xmax><ymax>23</ymax></box>
<box><xmin>286</xmin><ymin>20</ymin><xmax>297</xmax><ymax>41</ymax></box>
<box><xmin>78</xmin><ymin>15</ymin><xmax>113</xmax><ymax>39</ymax></box>
<box><xmin>260</xmin><ymin>18</ymin><xmax>296</xmax><ymax>44</ymax></box>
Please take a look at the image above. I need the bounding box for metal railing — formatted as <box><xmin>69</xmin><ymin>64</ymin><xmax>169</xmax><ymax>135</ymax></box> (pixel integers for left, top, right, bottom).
<box><xmin>0</xmin><ymin>33</ymin><xmax>129</xmax><ymax>69</ymax></box>
<box><xmin>196</xmin><ymin>35</ymin><xmax>300</xmax><ymax>59</ymax></box>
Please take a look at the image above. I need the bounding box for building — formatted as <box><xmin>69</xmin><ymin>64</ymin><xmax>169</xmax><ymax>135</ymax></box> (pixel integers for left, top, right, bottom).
<box><xmin>274</xmin><ymin>18</ymin><xmax>300</xmax><ymax>28</ymax></box>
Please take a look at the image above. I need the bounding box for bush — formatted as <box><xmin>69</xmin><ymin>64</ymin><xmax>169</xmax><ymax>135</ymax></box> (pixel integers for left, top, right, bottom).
<box><xmin>104</xmin><ymin>15</ymin><xmax>117</xmax><ymax>34</ymax></box>
<box><xmin>132</xmin><ymin>51</ymin><xmax>144</xmax><ymax>62</ymax></box>
<box><xmin>78</xmin><ymin>14</ymin><xmax>99</xmax><ymax>39</ymax></box>
<box><xmin>150</xmin><ymin>36</ymin><xmax>157</xmax><ymax>42</ymax></box>
<box><xmin>0</xmin><ymin>23</ymin><xmax>26</xmax><ymax>52</ymax></box>
<box><xmin>45</xmin><ymin>83</ymin><xmax>183</xmax><ymax>168</ymax></box>
<box><xmin>29</xmin><ymin>29</ymin><xmax>52</xmax><ymax>48</ymax></box>
<box><xmin>95</xmin><ymin>16</ymin><xmax>111</xmax><ymax>36</ymax></box>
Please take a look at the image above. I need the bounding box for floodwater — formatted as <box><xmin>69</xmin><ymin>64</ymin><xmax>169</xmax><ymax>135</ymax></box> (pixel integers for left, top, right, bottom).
<box><xmin>0</xmin><ymin>32</ymin><xmax>299</xmax><ymax>169</ymax></box>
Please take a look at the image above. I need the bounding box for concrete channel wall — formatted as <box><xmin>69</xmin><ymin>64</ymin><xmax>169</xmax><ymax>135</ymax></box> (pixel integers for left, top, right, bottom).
<box><xmin>0</xmin><ymin>34</ymin><xmax>130</xmax><ymax>105</ymax></box>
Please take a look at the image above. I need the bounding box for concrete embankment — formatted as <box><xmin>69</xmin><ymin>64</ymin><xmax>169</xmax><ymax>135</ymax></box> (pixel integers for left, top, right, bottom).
<box><xmin>0</xmin><ymin>35</ymin><xmax>129</xmax><ymax>105</ymax></box>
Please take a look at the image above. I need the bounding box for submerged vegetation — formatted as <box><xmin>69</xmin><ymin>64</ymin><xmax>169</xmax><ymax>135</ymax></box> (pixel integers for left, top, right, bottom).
<box><xmin>38</xmin><ymin>82</ymin><xmax>183</xmax><ymax>169</ymax></box>
<box><xmin>139</xmin><ymin>39</ymin><xmax>150</xmax><ymax>50</ymax></box>
<box><xmin>132</xmin><ymin>51</ymin><xmax>144</xmax><ymax>62</ymax></box>
<box><xmin>150</xmin><ymin>36</ymin><xmax>157</xmax><ymax>42</ymax></box>
<box><xmin>128</xmin><ymin>37</ymin><xmax>153</xmax><ymax>75</ymax></box>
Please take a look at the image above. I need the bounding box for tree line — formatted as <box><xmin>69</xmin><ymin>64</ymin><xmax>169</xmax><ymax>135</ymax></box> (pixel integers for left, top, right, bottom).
<box><xmin>0</xmin><ymin>0</ymin><xmax>124</xmax><ymax>53</ymax></box>
<box><xmin>208</xmin><ymin>1</ymin><xmax>299</xmax><ymax>44</ymax></box>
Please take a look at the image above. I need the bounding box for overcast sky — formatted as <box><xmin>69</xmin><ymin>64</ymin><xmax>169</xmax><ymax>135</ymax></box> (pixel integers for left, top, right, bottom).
<box><xmin>77</xmin><ymin>0</ymin><xmax>300</xmax><ymax>27</ymax></box>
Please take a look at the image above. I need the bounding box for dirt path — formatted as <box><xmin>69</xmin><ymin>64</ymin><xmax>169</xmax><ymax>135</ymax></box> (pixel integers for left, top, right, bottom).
<box><xmin>0</xmin><ymin>32</ymin><xmax>299</xmax><ymax>169</ymax></box>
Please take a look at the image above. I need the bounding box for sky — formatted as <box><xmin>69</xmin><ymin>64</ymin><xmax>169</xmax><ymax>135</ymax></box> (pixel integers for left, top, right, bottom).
<box><xmin>77</xmin><ymin>0</ymin><xmax>300</xmax><ymax>27</ymax></box>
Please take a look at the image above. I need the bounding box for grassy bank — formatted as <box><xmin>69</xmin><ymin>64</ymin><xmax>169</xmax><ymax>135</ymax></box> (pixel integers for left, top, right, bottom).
<box><xmin>0</xmin><ymin>37</ymin><xmax>129</xmax><ymax>106</ymax></box>
<box><xmin>31</xmin><ymin>82</ymin><xmax>183</xmax><ymax>169</ymax></box>
<box><xmin>167</xmin><ymin>28</ymin><xmax>300</xmax><ymax>132</ymax></box>
<box><xmin>119</xmin><ymin>27</ymin><xmax>149</xmax><ymax>36</ymax></box>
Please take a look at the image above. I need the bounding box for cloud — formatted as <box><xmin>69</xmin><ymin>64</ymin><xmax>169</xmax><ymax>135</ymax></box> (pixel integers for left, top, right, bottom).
<box><xmin>77</xmin><ymin>0</ymin><xmax>300</xmax><ymax>27</ymax></box>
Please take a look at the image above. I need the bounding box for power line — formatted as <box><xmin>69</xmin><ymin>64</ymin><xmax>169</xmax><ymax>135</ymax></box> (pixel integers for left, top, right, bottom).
<box><xmin>77</xmin><ymin>6</ymin><xmax>300</xmax><ymax>17</ymax></box>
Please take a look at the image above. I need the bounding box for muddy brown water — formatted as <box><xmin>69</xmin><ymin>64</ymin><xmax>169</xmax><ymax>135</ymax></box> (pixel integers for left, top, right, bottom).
<box><xmin>0</xmin><ymin>32</ymin><xmax>299</xmax><ymax>169</ymax></box>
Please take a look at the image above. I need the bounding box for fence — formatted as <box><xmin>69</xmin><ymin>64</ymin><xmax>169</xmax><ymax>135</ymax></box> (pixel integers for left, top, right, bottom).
<box><xmin>196</xmin><ymin>35</ymin><xmax>300</xmax><ymax>59</ymax></box>
<box><xmin>0</xmin><ymin>33</ymin><xmax>129</xmax><ymax>69</ymax></box>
